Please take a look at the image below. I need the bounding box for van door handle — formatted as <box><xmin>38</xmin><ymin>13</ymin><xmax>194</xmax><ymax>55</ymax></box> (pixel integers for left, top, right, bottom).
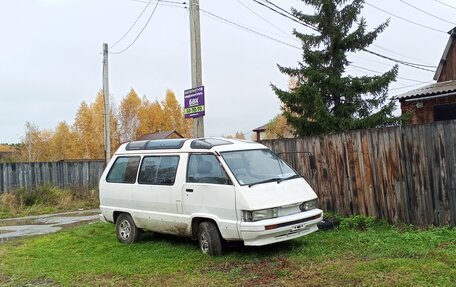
<box><xmin>186</xmin><ymin>189</ymin><xmax>193</xmax><ymax>192</ymax></box>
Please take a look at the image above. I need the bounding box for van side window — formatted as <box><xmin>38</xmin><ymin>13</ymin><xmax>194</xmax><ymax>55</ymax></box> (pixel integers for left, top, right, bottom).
<box><xmin>187</xmin><ymin>154</ymin><xmax>231</xmax><ymax>185</ymax></box>
<box><xmin>107</xmin><ymin>156</ymin><xmax>141</xmax><ymax>184</ymax></box>
<box><xmin>138</xmin><ymin>156</ymin><xmax>179</xmax><ymax>185</ymax></box>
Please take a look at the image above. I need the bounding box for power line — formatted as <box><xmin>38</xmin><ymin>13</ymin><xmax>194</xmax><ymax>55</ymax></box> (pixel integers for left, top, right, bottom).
<box><xmin>130</xmin><ymin>0</ymin><xmax>187</xmax><ymax>9</ymax></box>
<box><xmin>199</xmin><ymin>8</ymin><xmax>301</xmax><ymax>49</ymax></box>
<box><xmin>131</xmin><ymin>0</ymin><xmax>186</xmax><ymax>5</ymax></box>
<box><xmin>234</xmin><ymin>0</ymin><xmax>295</xmax><ymax>40</ymax></box>
<box><xmin>203</xmin><ymin>6</ymin><xmax>434</xmax><ymax>88</ymax></box>
<box><xmin>389</xmin><ymin>81</ymin><xmax>433</xmax><ymax>91</ymax></box>
<box><xmin>111</xmin><ymin>1</ymin><xmax>161</xmax><ymax>54</ymax></box>
<box><xmin>233</xmin><ymin>2</ymin><xmax>435</xmax><ymax>84</ymax></box>
<box><xmin>349</xmin><ymin>52</ymin><xmax>397</xmax><ymax>68</ymax></box>
<box><xmin>362</xmin><ymin>49</ymin><xmax>436</xmax><ymax>72</ymax></box>
<box><xmin>195</xmin><ymin>8</ymin><xmax>425</xmax><ymax>83</ymax></box>
<box><xmin>263</xmin><ymin>0</ymin><xmax>302</xmax><ymax>23</ymax></box>
<box><xmin>220</xmin><ymin>2</ymin><xmax>299</xmax><ymax>40</ymax></box>
<box><xmin>350</xmin><ymin>64</ymin><xmax>429</xmax><ymax>83</ymax></box>
<box><xmin>203</xmin><ymin>10</ymin><xmax>429</xmax><ymax>83</ymax></box>
<box><xmin>371</xmin><ymin>44</ymin><xmax>436</xmax><ymax>67</ymax></box>
<box><xmin>365</xmin><ymin>2</ymin><xmax>447</xmax><ymax>34</ymax></box>
<box><xmin>251</xmin><ymin>0</ymin><xmax>319</xmax><ymax>32</ymax></box>
<box><xmin>434</xmin><ymin>0</ymin><xmax>456</xmax><ymax>11</ymax></box>
<box><xmin>349</xmin><ymin>52</ymin><xmax>436</xmax><ymax>78</ymax></box>
<box><xmin>191</xmin><ymin>0</ymin><xmax>295</xmax><ymax>39</ymax></box>
<box><xmin>253</xmin><ymin>0</ymin><xmax>437</xmax><ymax>71</ymax></box>
<box><xmin>399</xmin><ymin>0</ymin><xmax>456</xmax><ymax>25</ymax></box>
<box><xmin>111</xmin><ymin>0</ymin><xmax>153</xmax><ymax>49</ymax></box>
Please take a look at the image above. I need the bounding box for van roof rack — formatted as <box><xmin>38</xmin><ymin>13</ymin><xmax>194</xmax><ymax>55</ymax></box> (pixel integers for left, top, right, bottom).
<box><xmin>190</xmin><ymin>138</ymin><xmax>233</xmax><ymax>149</ymax></box>
<box><xmin>125</xmin><ymin>138</ymin><xmax>234</xmax><ymax>151</ymax></box>
<box><xmin>126</xmin><ymin>139</ymin><xmax>186</xmax><ymax>151</ymax></box>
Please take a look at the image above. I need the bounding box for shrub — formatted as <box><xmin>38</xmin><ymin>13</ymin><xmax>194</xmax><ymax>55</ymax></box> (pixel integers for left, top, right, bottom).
<box><xmin>0</xmin><ymin>192</ymin><xmax>21</xmax><ymax>215</ymax></box>
<box><xmin>14</xmin><ymin>184</ymin><xmax>61</xmax><ymax>207</ymax></box>
<box><xmin>340</xmin><ymin>215</ymin><xmax>389</xmax><ymax>231</ymax></box>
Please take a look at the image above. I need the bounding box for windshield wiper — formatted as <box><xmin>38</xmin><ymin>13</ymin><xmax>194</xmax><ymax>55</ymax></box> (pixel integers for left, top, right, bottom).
<box><xmin>248</xmin><ymin>177</ymin><xmax>283</xmax><ymax>188</ymax></box>
<box><xmin>248</xmin><ymin>174</ymin><xmax>301</xmax><ymax>187</ymax></box>
<box><xmin>277</xmin><ymin>174</ymin><xmax>300</xmax><ymax>183</ymax></box>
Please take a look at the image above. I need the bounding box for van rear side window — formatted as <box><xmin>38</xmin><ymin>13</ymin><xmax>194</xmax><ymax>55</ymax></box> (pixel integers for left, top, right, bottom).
<box><xmin>107</xmin><ymin>157</ymin><xmax>141</xmax><ymax>184</ymax></box>
<box><xmin>138</xmin><ymin>156</ymin><xmax>179</xmax><ymax>185</ymax></box>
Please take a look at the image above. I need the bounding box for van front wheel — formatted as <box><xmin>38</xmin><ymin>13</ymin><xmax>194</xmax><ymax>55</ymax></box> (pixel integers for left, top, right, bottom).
<box><xmin>198</xmin><ymin>222</ymin><xmax>222</xmax><ymax>256</ymax></box>
<box><xmin>116</xmin><ymin>213</ymin><xmax>141</xmax><ymax>244</ymax></box>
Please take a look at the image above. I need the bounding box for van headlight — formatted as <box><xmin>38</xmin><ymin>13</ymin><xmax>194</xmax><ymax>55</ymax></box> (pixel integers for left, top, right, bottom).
<box><xmin>243</xmin><ymin>208</ymin><xmax>278</xmax><ymax>222</ymax></box>
<box><xmin>299</xmin><ymin>199</ymin><xmax>317</xmax><ymax>211</ymax></box>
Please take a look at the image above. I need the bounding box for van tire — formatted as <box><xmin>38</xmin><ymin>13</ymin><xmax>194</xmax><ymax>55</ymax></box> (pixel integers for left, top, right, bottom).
<box><xmin>116</xmin><ymin>213</ymin><xmax>141</xmax><ymax>244</ymax></box>
<box><xmin>198</xmin><ymin>222</ymin><xmax>222</xmax><ymax>256</ymax></box>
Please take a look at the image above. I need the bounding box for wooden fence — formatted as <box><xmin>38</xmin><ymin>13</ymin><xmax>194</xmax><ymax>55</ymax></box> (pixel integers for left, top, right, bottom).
<box><xmin>0</xmin><ymin>160</ymin><xmax>105</xmax><ymax>193</ymax></box>
<box><xmin>262</xmin><ymin>120</ymin><xmax>456</xmax><ymax>227</ymax></box>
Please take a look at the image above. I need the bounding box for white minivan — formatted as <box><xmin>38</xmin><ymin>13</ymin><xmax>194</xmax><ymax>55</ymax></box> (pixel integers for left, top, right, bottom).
<box><xmin>99</xmin><ymin>138</ymin><xmax>322</xmax><ymax>256</ymax></box>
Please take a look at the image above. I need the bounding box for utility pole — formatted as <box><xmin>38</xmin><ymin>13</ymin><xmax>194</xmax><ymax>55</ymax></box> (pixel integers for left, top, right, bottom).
<box><xmin>189</xmin><ymin>0</ymin><xmax>204</xmax><ymax>137</ymax></box>
<box><xmin>102</xmin><ymin>43</ymin><xmax>111</xmax><ymax>164</ymax></box>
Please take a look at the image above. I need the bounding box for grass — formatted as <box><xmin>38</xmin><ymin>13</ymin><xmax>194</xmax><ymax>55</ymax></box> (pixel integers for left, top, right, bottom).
<box><xmin>0</xmin><ymin>216</ymin><xmax>454</xmax><ymax>286</ymax></box>
<box><xmin>0</xmin><ymin>184</ymin><xmax>99</xmax><ymax>219</ymax></box>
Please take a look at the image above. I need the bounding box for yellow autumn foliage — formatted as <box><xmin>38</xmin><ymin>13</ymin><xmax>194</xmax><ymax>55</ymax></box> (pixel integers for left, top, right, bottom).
<box><xmin>0</xmin><ymin>145</ymin><xmax>14</xmax><ymax>152</ymax></box>
<box><xmin>12</xmin><ymin>88</ymin><xmax>191</xmax><ymax>162</ymax></box>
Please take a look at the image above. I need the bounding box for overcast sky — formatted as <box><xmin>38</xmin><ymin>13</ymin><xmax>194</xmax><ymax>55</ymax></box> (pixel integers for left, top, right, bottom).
<box><xmin>1</xmin><ymin>0</ymin><xmax>454</xmax><ymax>143</ymax></box>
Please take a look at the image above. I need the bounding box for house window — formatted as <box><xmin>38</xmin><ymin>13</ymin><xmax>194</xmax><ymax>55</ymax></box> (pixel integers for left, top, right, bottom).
<box><xmin>434</xmin><ymin>103</ymin><xmax>456</xmax><ymax>121</ymax></box>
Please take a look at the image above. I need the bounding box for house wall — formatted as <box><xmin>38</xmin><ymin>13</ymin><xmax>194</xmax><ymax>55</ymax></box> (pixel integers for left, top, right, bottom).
<box><xmin>254</xmin><ymin>131</ymin><xmax>266</xmax><ymax>141</ymax></box>
<box><xmin>400</xmin><ymin>94</ymin><xmax>456</xmax><ymax>124</ymax></box>
<box><xmin>166</xmin><ymin>132</ymin><xmax>183</xmax><ymax>139</ymax></box>
<box><xmin>438</xmin><ymin>37</ymin><xmax>456</xmax><ymax>82</ymax></box>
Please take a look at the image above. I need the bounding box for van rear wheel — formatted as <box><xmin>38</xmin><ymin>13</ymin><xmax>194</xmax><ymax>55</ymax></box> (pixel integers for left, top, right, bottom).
<box><xmin>198</xmin><ymin>221</ymin><xmax>222</xmax><ymax>256</ymax></box>
<box><xmin>116</xmin><ymin>213</ymin><xmax>141</xmax><ymax>244</ymax></box>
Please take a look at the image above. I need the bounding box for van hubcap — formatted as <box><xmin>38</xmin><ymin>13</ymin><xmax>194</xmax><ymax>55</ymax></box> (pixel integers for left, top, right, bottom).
<box><xmin>119</xmin><ymin>220</ymin><xmax>131</xmax><ymax>240</ymax></box>
<box><xmin>200</xmin><ymin>234</ymin><xmax>209</xmax><ymax>253</ymax></box>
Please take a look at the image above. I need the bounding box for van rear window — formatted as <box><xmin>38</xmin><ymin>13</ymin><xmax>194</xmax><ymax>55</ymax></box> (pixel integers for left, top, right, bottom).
<box><xmin>106</xmin><ymin>157</ymin><xmax>141</xmax><ymax>184</ymax></box>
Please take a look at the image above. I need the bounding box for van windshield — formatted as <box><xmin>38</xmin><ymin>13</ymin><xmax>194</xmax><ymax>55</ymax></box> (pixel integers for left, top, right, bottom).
<box><xmin>220</xmin><ymin>149</ymin><xmax>298</xmax><ymax>186</ymax></box>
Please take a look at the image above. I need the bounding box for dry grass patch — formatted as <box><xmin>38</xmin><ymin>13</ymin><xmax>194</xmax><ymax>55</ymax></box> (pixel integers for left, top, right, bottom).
<box><xmin>0</xmin><ymin>184</ymin><xmax>99</xmax><ymax>218</ymax></box>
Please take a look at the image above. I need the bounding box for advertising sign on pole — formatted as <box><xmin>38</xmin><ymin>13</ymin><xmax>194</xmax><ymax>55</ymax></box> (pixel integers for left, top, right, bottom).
<box><xmin>184</xmin><ymin>86</ymin><xmax>205</xmax><ymax>118</ymax></box>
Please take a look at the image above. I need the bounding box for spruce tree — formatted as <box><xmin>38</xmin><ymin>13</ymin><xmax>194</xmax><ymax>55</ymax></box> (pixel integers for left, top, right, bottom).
<box><xmin>272</xmin><ymin>0</ymin><xmax>400</xmax><ymax>136</ymax></box>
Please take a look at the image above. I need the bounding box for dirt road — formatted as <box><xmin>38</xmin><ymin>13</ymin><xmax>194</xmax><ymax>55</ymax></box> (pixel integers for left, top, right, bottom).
<box><xmin>0</xmin><ymin>209</ymin><xmax>100</xmax><ymax>243</ymax></box>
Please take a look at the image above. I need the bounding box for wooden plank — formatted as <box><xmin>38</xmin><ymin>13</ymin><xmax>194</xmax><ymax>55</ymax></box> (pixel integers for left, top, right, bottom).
<box><xmin>385</xmin><ymin>128</ymin><xmax>395</xmax><ymax>222</ymax></box>
<box><xmin>377</xmin><ymin>127</ymin><xmax>387</xmax><ymax>220</ymax></box>
<box><xmin>321</xmin><ymin>134</ymin><xmax>335</xmax><ymax>212</ymax></box>
<box><xmin>445</xmin><ymin>122</ymin><xmax>456</xmax><ymax>225</ymax></box>
<box><xmin>393</xmin><ymin>126</ymin><xmax>407</xmax><ymax>223</ymax></box>
<box><xmin>0</xmin><ymin>164</ymin><xmax>4</xmax><ymax>193</ymax></box>
<box><xmin>355</xmin><ymin>130</ymin><xmax>366</xmax><ymax>216</ymax></box>
<box><xmin>361</xmin><ymin>129</ymin><xmax>376</xmax><ymax>216</ymax></box>
<box><xmin>334</xmin><ymin>133</ymin><xmax>347</xmax><ymax>215</ymax></box>
<box><xmin>434</xmin><ymin>123</ymin><xmax>446</xmax><ymax>225</ymax></box>
<box><xmin>348</xmin><ymin>132</ymin><xmax>360</xmax><ymax>215</ymax></box>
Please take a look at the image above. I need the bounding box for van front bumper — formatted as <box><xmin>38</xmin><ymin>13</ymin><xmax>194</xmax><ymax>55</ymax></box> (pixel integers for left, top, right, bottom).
<box><xmin>239</xmin><ymin>209</ymin><xmax>323</xmax><ymax>246</ymax></box>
